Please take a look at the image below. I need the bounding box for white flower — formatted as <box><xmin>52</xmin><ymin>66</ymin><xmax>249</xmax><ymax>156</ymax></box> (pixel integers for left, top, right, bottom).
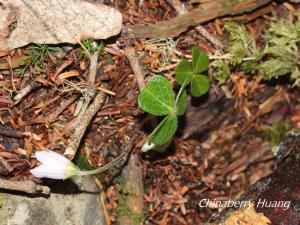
<box><xmin>30</xmin><ymin>150</ymin><xmax>80</xmax><ymax>179</ymax></box>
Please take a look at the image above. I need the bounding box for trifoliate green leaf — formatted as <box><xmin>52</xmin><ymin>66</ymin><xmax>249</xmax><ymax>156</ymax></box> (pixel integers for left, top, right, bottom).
<box><xmin>138</xmin><ymin>75</ymin><xmax>175</xmax><ymax>116</ymax></box>
<box><xmin>175</xmin><ymin>88</ymin><xmax>188</xmax><ymax>116</ymax></box>
<box><xmin>192</xmin><ymin>45</ymin><xmax>209</xmax><ymax>74</ymax></box>
<box><xmin>191</xmin><ymin>75</ymin><xmax>209</xmax><ymax>97</ymax></box>
<box><xmin>149</xmin><ymin>115</ymin><xmax>178</xmax><ymax>145</ymax></box>
<box><xmin>175</xmin><ymin>59</ymin><xmax>193</xmax><ymax>85</ymax></box>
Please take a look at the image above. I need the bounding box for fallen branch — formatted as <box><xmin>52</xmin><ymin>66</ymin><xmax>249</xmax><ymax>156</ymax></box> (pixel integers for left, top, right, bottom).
<box><xmin>0</xmin><ymin>178</ymin><xmax>50</xmax><ymax>195</ymax></box>
<box><xmin>167</xmin><ymin>0</ymin><xmax>225</xmax><ymax>50</ymax></box>
<box><xmin>64</xmin><ymin>91</ymin><xmax>106</xmax><ymax>159</ymax></box>
<box><xmin>125</xmin><ymin>0</ymin><xmax>272</xmax><ymax>39</ymax></box>
<box><xmin>64</xmin><ymin>43</ymin><xmax>107</xmax><ymax>160</ymax></box>
<box><xmin>125</xmin><ymin>47</ymin><xmax>145</xmax><ymax>91</ymax></box>
<box><xmin>76</xmin><ymin>42</ymin><xmax>99</xmax><ymax>119</ymax></box>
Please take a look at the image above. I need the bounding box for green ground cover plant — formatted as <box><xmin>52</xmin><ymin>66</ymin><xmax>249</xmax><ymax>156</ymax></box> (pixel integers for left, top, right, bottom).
<box><xmin>138</xmin><ymin>45</ymin><xmax>210</xmax><ymax>152</ymax></box>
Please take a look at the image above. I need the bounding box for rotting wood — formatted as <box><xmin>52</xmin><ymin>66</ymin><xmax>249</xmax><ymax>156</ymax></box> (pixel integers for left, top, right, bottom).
<box><xmin>118</xmin><ymin>154</ymin><xmax>144</xmax><ymax>225</ymax></box>
<box><xmin>224</xmin><ymin>4</ymin><xmax>275</xmax><ymax>23</ymax></box>
<box><xmin>124</xmin><ymin>0</ymin><xmax>272</xmax><ymax>39</ymax></box>
<box><xmin>167</xmin><ymin>0</ymin><xmax>225</xmax><ymax>50</ymax></box>
<box><xmin>0</xmin><ymin>178</ymin><xmax>50</xmax><ymax>195</ymax></box>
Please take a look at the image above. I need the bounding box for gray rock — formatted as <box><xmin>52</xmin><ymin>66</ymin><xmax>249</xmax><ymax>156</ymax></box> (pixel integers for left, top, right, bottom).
<box><xmin>0</xmin><ymin>0</ymin><xmax>122</xmax><ymax>51</ymax></box>
<box><xmin>0</xmin><ymin>176</ymin><xmax>106</xmax><ymax>225</ymax></box>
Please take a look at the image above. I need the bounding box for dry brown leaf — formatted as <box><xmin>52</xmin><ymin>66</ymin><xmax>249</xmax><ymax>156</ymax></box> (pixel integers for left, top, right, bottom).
<box><xmin>57</xmin><ymin>70</ymin><xmax>80</xmax><ymax>81</ymax></box>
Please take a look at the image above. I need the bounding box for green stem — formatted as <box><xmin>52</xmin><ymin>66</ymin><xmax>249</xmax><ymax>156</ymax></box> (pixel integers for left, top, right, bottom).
<box><xmin>78</xmin><ymin>143</ymin><xmax>134</xmax><ymax>176</ymax></box>
<box><xmin>174</xmin><ymin>78</ymin><xmax>188</xmax><ymax>110</ymax></box>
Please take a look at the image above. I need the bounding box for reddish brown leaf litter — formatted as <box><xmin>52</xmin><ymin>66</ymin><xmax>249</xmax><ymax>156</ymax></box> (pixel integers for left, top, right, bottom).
<box><xmin>0</xmin><ymin>1</ymin><xmax>300</xmax><ymax>224</ymax></box>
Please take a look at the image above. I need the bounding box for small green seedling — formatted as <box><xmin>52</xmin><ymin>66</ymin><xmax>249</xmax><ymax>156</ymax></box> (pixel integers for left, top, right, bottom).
<box><xmin>15</xmin><ymin>44</ymin><xmax>60</xmax><ymax>76</ymax></box>
<box><xmin>79</xmin><ymin>39</ymin><xmax>105</xmax><ymax>57</ymax></box>
<box><xmin>138</xmin><ymin>45</ymin><xmax>210</xmax><ymax>152</ymax></box>
<box><xmin>138</xmin><ymin>75</ymin><xmax>188</xmax><ymax>152</ymax></box>
<box><xmin>175</xmin><ymin>45</ymin><xmax>210</xmax><ymax>97</ymax></box>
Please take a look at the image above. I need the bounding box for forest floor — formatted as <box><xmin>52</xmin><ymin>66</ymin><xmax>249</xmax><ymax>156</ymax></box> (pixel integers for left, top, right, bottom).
<box><xmin>0</xmin><ymin>1</ymin><xmax>300</xmax><ymax>224</ymax></box>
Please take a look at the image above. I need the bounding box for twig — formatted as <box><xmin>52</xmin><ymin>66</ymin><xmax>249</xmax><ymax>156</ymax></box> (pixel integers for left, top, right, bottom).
<box><xmin>64</xmin><ymin>90</ymin><xmax>106</xmax><ymax>159</ymax></box>
<box><xmin>46</xmin><ymin>95</ymin><xmax>79</xmax><ymax>124</ymax></box>
<box><xmin>13</xmin><ymin>81</ymin><xmax>41</xmax><ymax>101</ymax></box>
<box><xmin>125</xmin><ymin>47</ymin><xmax>145</xmax><ymax>91</ymax></box>
<box><xmin>0</xmin><ymin>178</ymin><xmax>50</xmax><ymax>195</ymax></box>
<box><xmin>77</xmin><ymin>38</ymin><xmax>92</xmax><ymax>60</ymax></box>
<box><xmin>77</xmin><ymin>41</ymin><xmax>99</xmax><ymax>118</ymax></box>
<box><xmin>195</xmin><ymin>25</ymin><xmax>225</xmax><ymax>50</ymax></box>
<box><xmin>6</xmin><ymin>56</ymin><xmax>16</xmax><ymax>92</ymax></box>
<box><xmin>0</xmin><ymin>128</ymin><xmax>27</xmax><ymax>138</ymax></box>
<box><xmin>88</xmin><ymin>42</ymin><xmax>99</xmax><ymax>87</ymax></box>
<box><xmin>237</xmin><ymin>89</ymin><xmax>284</xmax><ymax>136</ymax></box>
<box><xmin>0</xmin><ymin>156</ymin><xmax>13</xmax><ymax>173</ymax></box>
<box><xmin>165</xmin><ymin>0</ymin><xmax>186</xmax><ymax>15</ymax></box>
<box><xmin>64</xmin><ymin>42</ymin><xmax>105</xmax><ymax>160</ymax></box>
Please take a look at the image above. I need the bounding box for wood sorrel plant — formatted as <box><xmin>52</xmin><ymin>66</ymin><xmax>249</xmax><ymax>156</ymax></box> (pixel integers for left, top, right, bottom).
<box><xmin>138</xmin><ymin>45</ymin><xmax>210</xmax><ymax>152</ymax></box>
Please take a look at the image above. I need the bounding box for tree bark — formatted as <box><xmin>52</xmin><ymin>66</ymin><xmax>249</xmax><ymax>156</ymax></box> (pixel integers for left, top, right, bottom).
<box><xmin>125</xmin><ymin>0</ymin><xmax>272</xmax><ymax>38</ymax></box>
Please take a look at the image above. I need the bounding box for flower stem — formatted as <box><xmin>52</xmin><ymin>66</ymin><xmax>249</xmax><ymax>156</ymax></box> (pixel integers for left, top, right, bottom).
<box><xmin>78</xmin><ymin>147</ymin><xmax>131</xmax><ymax>176</ymax></box>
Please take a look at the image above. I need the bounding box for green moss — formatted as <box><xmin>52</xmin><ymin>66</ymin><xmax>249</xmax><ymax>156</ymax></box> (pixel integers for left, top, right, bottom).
<box><xmin>212</xmin><ymin>13</ymin><xmax>300</xmax><ymax>85</ymax></box>
<box><xmin>116</xmin><ymin>203</ymin><xmax>144</xmax><ymax>225</ymax></box>
<box><xmin>132</xmin><ymin>211</ymin><xmax>144</xmax><ymax>225</ymax></box>
<box><xmin>262</xmin><ymin>121</ymin><xmax>288</xmax><ymax>147</ymax></box>
<box><xmin>116</xmin><ymin>203</ymin><xmax>131</xmax><ymax>216</ymax></box>
<box><xmin>220</xmin><ymin>0</ymin><xmax>238</xmax><ymax>13</ymax></box>
<box><xmin>116</xmin><ymin>184</ymin><xmax>144</xmax><ymax>225</ymax></box>
<box><xmin>0</xmin><ymin>195</ymin><xmax>3</xmax><ymax>208</ymax></box>
<box><xmin>74</xmin><ymin>153</ymin><xmax>95</xmax><ymax>170</ymax></box>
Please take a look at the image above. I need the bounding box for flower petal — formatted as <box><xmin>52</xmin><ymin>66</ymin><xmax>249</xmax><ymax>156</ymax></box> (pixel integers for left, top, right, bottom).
<box><xmin>30</xmin><ymin>164</ymin><xmax>67</xmax><ymax>179</ymax></box>
<box><xmin>35</xmin><ymin>150</ymin><xmax>69</xmax><ymax>165</ymax></box>
<box><xmin>31</xmin><ymin>150</ymin><xmax>80</xmax><ymax>179</ymax></box>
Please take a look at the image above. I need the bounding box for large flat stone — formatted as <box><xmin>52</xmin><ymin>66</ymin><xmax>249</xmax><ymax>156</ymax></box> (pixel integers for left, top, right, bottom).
<box><xmin>0</xmin><ymin>176</ymin><xmax>106</xmax><ymax>225</ymax></box>
<box><xmin>0</xmin><ymin>0</ymin><xmax>122</xmax><ymax>50</ymax></box>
